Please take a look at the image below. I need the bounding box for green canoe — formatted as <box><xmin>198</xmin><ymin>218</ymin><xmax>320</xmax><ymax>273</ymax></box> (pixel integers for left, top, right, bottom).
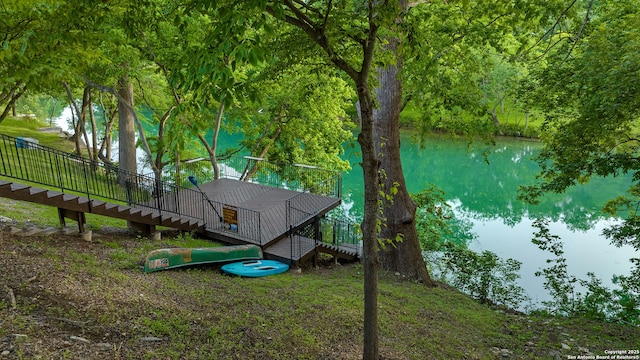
<box><xmin>144</xmin><ymin>244</ymin><xmax>263</xmax><ymax>273</ymax></box>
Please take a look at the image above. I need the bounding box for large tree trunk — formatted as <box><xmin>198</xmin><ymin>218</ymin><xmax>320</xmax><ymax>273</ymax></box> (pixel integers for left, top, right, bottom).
<box><xmin>373</xmin><ymin>40</ymin><xmax>435</xmax><ymax>285</ymax></box>
<box><xmin>117</xmin><ymin>76</ymin><xmax>137</xmax><ymax>183</ymax></box>
<box><xmin>0</xmin><ymin>82</ymin><xmax>26</xmax><ymax>124</ymax></box>
<box><xmin>356</xmin><ymin>79</ymin><xmax>381</xmax><ymax>360</ymax></box>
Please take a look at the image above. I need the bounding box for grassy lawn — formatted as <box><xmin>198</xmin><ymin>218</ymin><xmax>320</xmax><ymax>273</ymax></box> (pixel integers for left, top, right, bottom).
<box><xmin>0</xmin><ymin>116</ymin><xmax>75</xmax><ymax>151</ymax></box>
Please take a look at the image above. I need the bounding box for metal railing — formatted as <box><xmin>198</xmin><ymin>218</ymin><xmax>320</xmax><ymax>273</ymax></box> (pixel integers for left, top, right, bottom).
<box><xmin>322</xmin><ymin>215</ymin><xmax>361</xmax><ymax>247</ymax></box>
<box><xmin>0</xmin><ymin>133</ymin><xmax>204</xmax><ymax>223</ymax></box>
<box><xmin>175</xmin><ymin>156</ymin><xmax>342</xmax><ymax>198</ymax></box>
<box><xmin>0</xmin><ymin>133</ymin><xmax>358</xmax><ymax>256</ymax></box>
<box><xmin>286</xmin><ymin>193</ymin><xmax>362</xmax><ymax>260</ymax></box>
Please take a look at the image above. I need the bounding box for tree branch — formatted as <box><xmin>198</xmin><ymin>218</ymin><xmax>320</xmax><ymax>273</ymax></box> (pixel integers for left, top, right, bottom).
<box><xmin>562</xmin><ymin>0</ymin><xmax>594</xmax><ymax>64</ymax></box>
<box><xmin>522</xmin><ymin>0</ymin><xmax>579</xmax><ymax>58</ymax></box>
<box><xmin>265</xmin><ymin>1</ymin><xmax>360</xmax><ymax>81</ymax></box>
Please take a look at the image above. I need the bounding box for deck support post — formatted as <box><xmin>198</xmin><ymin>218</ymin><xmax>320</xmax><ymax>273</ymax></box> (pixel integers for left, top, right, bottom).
<box><xmin>127</xmin><ymin>221</ymin><xmax>157</xmax><ymax>236</ymax></box>
<box><xmin>58</xmin><ymin>208</ymin><xmax>86</xmax><ymax>233</ymax></box>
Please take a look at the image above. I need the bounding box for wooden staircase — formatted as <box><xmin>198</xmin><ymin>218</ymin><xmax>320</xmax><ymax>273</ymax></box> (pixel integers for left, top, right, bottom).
<box><xmin>316</xmin><ymin>242</ymin><xmax>358</xmax><ymax>261</ymax></box>
<box><xmin>261</xmin><ymin>234</ymin><xmax>359</xmax><ymax>265</ymax></box>
<box><xmin>0</xmin><ymin>180</ymin><xmax>204</xmax><ymax>234</ymax></box>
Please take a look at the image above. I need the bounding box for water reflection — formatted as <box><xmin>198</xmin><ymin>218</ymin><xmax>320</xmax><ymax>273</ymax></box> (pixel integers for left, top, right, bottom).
<box><xmin>341</xmin><ymin>132</ymin><xmax>637</xmax><ymax>303</ymax></box>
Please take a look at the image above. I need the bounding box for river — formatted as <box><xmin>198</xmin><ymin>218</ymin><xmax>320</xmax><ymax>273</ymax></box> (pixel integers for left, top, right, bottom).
<box><xmin>341</xmin><ymin>132</ymin><xmax>636</xmax><ymax>306</ymax></box>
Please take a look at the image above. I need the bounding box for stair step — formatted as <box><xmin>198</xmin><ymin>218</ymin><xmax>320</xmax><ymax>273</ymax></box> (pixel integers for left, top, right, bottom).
<box><xmin>29</xmin><ymin>188</ymin><xmax>48</xmax><ymax>196</ymax></box>
<box><xmin>10</xmin><ymin>183</ymin><xmax>30</xmax><ymax>191</ymax></box>
<box><xmin>91</xmin><ymin>200</ymin><xmax>106</xmax><ymax>208</ymax></box>
<box><xmin>47</xmin><ymin>190</ymin><xmax>63</xmax><ymax>199</ymax></box>
<box><xmin>104</xmin><ymin>203</ymin><xmax>119</xmax><ymax>211</ymax></box>
<box><xmin>62</xmin><ymin>194</ymin><xmax>79</xmax><ymax>202</ymax></box>
<box><xmin>137</xmin><ymin>208</ymin><xmax>156</xmax><ymax>219</ymax></box>
<box><xmin>128</xmin><ymin>208</ymin><xmax>143</xmax><ymax>217</ymax></box>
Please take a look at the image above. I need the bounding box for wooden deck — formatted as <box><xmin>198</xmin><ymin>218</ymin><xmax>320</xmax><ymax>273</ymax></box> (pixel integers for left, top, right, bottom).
<box><xmin>0</xmin><ymin>177</ymin><xmax>356</xmax><ymax>265</ymax></box>
<box><xmin>190</xmin><ymin>179</ymin><xmax>341</xmax><ymax>252</ymax></box>
<box><xmin>263</xmin><ymin>235</ymin><xmax>317</xmax><ymax>263</ymax></box>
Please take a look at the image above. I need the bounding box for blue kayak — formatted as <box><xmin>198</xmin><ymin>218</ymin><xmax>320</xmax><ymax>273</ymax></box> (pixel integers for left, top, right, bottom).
<box><xmin>221</xmin><ymin>260</ymin><xmax>290</xmax><ymax>277</ymax></box>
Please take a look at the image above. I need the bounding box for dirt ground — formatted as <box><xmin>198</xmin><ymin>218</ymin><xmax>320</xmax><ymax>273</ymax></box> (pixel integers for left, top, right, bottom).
<box><xmin>1</xmin><ymin>227</ymin><xmax>145</xmax><ymax>360</ymax></box>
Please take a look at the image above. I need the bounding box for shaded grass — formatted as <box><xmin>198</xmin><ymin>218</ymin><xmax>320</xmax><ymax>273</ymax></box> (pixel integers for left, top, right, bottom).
<box><xmin>0</xmin><ymin>116</ymin><xmax>75</xmax><ymax>151</ymax></box>
<box><xmin>1</xmin><ymin>228</ymin><xmax>640</xmax><ymax>359</ymax></box>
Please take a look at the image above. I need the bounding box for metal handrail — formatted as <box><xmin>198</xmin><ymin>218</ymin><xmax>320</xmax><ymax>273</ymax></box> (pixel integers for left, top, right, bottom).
<box><xmin>0</xmin><ymin>133</ymin><xmax>355</xmax><ymax>251</ymax></box>
<box><xmin>172</xmin><ymin>156</ymin><xmax>342</xmax><ymax>198</ymax></box>
<box><xmin>0</xmin><ymin>133</ymin><xmax>203</xmax><ymax>222</ymax></box>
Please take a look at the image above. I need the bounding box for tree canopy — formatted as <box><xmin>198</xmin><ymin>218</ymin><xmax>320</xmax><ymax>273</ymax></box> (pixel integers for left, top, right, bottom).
<box><xmin>520</xmin><ymin>0</ymin><xmax>640</xmax><ymax>292</ymax></box>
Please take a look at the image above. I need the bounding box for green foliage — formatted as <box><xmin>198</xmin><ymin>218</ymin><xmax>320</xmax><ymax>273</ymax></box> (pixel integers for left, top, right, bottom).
<box><xmin>413</xmin><ymin>184</ymin><xmax>477</xmax><ymax>251</ymax></box>
<box><xmin>413</xmin><ymin>184</ymin><xmax>527</xmax><ymax>308</ymax></box>
<box><xmin>519</xmin><ymin>0</ymin><xmax>640</xmax><ymax>320</ymax></box>
<box><xmin>13</xmin><ymin>94</ymin><xmax>63</xmax><ymax>124</ymax></box>
<box><xmin>413</xmin><ymin>184</ymin><xmax>454</xmax><ymax>251</ymax></box>
<box><xmin>531</xmin><ymin>218</ymin><xmax>578</xmax><ymax>315</ymax></box>
<box><xmin>532</xmin><ymin>219</ymin><xmax>640</xmax><ymax>325</ymax></box>
<box><xmin>402</xmin><ymin>0</ymin><xmax>572</xmax><ymax>139</ymax></box>
<box><xmin>602</xmin><ymin>198</ymin><xmax>640</xmax><ymax>295</ymax></box>
<box><xmin>237</xmin><ymin>64</ymin><xmax>355</xmax><ymax>171</ymax></box>
<box><xmin>437</xmin><ymin>244</ymin><xmax>529</xmax><ymax>309</ymax></box>
<box><xmin>520</xmin><ymin>0</ymin><xmax>640</xmax><ymax>201</ymax></box>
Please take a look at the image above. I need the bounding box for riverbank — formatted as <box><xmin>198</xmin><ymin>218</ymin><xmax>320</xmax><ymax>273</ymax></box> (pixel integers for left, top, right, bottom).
<box><xmin>1</xmin><ymin>204</ymin><xmax>638</xmax><ymax>359</ymax></box>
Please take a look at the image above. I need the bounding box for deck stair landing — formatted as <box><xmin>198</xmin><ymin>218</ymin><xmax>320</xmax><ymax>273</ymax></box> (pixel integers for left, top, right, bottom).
<box><xmin>195</xmin><ymin>179</ymin><xmax>357</xmax><ymax>263</ymax></box>
<box><xmin>262</xmin><ymin>235</ymin><xmax>358</xmax><ymax>264</ymax></box>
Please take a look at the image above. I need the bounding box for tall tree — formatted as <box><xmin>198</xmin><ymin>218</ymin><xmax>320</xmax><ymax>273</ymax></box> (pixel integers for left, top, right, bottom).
<box><xmin>186</xmin><ymin>1</ymin><xmax>390</xmax><ymax>356</ymax></box>
<box><xmin>187</xmin><ymin>1</ymin><xmax>575</xmax><ymax>357</ymax></box>
<box><xmin>372</xmin><ymin>1</ymin><xmax>435</xmax><ymax>282</ymax></box>
<box><xmin>374</xmin><ymin>0</ymin><xmax>580</xmax><ymax>281</ymax></box>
